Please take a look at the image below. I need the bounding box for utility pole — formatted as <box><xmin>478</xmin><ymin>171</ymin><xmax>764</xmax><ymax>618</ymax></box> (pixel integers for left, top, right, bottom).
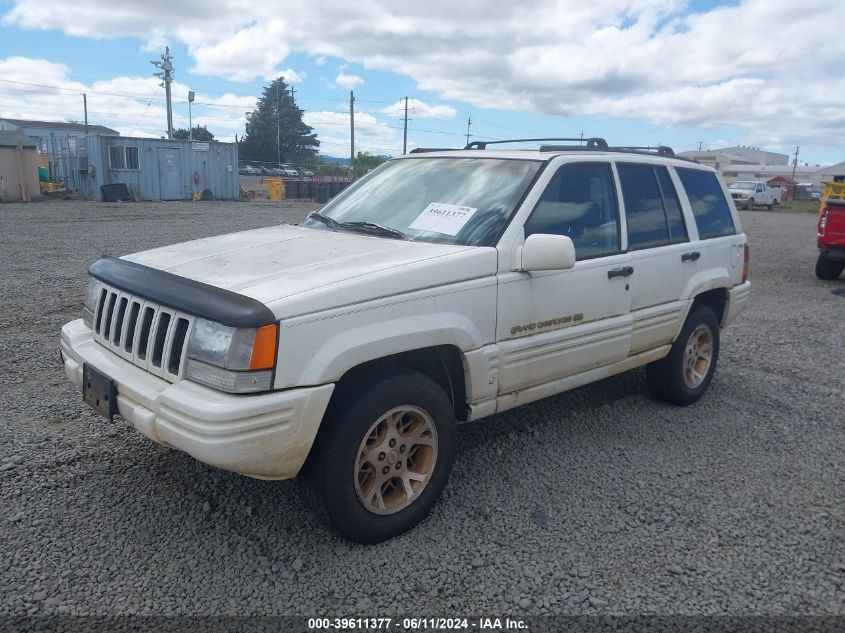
<box><xmin>82</xmin><ymin>93</ymin><xmax>88</xmax><ymax>135</ymax></box>
<box><xmin>151</xmin><ymin>46</ymin><xmax>174</xmax><ymax>139</ymax></box>
<box><xmin>698</xmin><ymin>140</ymin><xmax>705</xmax><ymax>151</ymax></box>
<box><xmin>276</xmin><ymin>79</ymin><xmax>282</xmax><ymax>169</ymax></box>
<box><xmin>402</xmin><ymin>96</ymin><xmax>409</xmax><ymax>155</ymax></box>
<box><xmin>350</xmin><ymin>90</ymin><xmax>355</xmax><ymax>178</ymax></box>
<box><xmin>188</xmin><ymin>90</ymin><xmax>195</xmax><ymax>141</ymax></box>
<box><xmin>465</xmin><ymin>116</ymin><xmax>472</xmax><ymax>146</ymax></box>
<box><xmin>791</xmin><ymin>146</ymin><xmax>800</xmax><ymax>181</ymax></box>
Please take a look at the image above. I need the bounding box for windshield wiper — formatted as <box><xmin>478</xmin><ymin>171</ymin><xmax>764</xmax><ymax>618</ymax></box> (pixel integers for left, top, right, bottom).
<box><xmin>307</xmin><ymin>211</ymin><xmax>341</xmax><ymax>229</ymax></box>
<box><xmin>339</xmin><ymin>221</ymin><xmax>408</xmax><ymax>240</ymax></box>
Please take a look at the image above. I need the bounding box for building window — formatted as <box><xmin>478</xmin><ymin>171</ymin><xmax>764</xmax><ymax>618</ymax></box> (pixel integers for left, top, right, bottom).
<box><xmin>125</xmin><ymin>146</ymin><xmax>139</xmax><ymax>170</ymax></box>
<box><xmin>108</xmin><ymin>146</ymin><xmax>125</xmax><ymax>170</ymax></box>
<box><xmin>108</xmin><ymin>146</ymin><xmax>139</xmax><ymax>171</ymax></box>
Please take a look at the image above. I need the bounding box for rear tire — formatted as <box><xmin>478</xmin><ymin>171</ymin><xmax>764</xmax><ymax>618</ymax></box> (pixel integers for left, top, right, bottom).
<box><xmin>815</xmin><ymin>253</ymin><xmax>845</xmax><ymax>280</ymax></box>
<box><xmin>647</xmin><ymin>304</ymin><xmax>720</xmax><ymax>406</ymax></box>
<box><xmin>298</xmin><ymin>369</ymin><xmax>456</xmax><ymax>544</ymax></box>
<box><xmin>767</xmin><ymin>201</ymin><xmax>774</xmax><ymax>210</ymax></box>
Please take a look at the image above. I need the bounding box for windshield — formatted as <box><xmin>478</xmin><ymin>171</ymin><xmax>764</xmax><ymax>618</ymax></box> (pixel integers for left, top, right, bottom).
<box><xmin>729</xmin><ymin>181</ymin><xmax>756</xmax><ymax>190</ymax></box>
<box><xmin>303</xmin><ymin>157</ymin><xmax>542</xmax><ymax>246</ymax></box>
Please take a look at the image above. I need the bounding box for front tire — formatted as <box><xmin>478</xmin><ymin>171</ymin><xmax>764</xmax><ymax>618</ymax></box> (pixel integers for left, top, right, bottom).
<box><xmin>815</xmin><ymin>253</ymin><xmax>845</xmax><ymax>280</ymax></box>
<box><xmin>298</xmin><ymin>370</ymin><xmax>456</xmax><ymax>543</ymax></box>
<box><xmin>646</xmin><ymin>304</ymin><xmax>720</xmax><ymax>406</ymax></box>
<box><xmin>746</xmin><ymin>198</ymin><xmax>755</xmax><ymax>210</ymax></box>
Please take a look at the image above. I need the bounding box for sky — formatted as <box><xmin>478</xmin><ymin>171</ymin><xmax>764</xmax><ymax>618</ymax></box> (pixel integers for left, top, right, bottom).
<box><xmin>0</xmin><ymin>0</ymin><xmax>843</xmax><ymax>164</ymax></box>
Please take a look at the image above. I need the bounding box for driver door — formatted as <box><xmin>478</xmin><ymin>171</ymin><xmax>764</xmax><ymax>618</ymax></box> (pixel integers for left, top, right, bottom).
<box><xmin>495</xmin><ymin>162</ymin><xmax>633</xmax><ymax>394</ymax></box>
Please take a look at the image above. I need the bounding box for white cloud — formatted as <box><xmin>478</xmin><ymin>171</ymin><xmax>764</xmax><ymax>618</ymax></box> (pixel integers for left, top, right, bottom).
<box><xmin>335</xmin><ymin>73</ymin><xmax>364</xmax><ymax>89</ymax></box>
<box><xmin>304</xmin><ymin>110</ymin><xmax>401</xmax><ymax>156</ymax></box>
<box><xmin>380</xmin><ymin>99</ymin><xmax>456</xmax><ymax>120</ymax></box>
<box><xmin>3</xmin><ymin>0</ymin><xmax>845</xmax><ymax>149</ymax></box>
<box><xmin>0</xmin><ymin>56</ymin><xmax>257</xmax><ymax>139</ymax></box>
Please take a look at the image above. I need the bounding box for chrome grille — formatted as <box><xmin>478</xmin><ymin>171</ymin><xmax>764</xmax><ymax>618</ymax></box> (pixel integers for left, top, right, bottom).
<box><xmin>91</xmin><ymin>282</ymin><xmax>194</xmax><ymax>382</ymax></box>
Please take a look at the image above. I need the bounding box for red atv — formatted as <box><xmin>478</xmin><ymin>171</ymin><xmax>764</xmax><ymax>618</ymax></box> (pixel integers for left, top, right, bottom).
<box><xmin>817</xmin><ymin>199</ymin><xmax>845</xmax><ymax>280</ymax></box>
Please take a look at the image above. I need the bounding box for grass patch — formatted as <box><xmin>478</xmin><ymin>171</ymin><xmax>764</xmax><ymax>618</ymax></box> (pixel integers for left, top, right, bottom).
<box><xmin>777</xmin><ymin>200</ymin><xmax>820</xmax><ymax>214</ymax></box>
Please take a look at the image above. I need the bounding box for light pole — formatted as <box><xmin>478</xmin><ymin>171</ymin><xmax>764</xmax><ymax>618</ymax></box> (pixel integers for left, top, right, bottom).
<box><xmin>188</xmin><ymin>90</ymin><xmax>195</xmax><ymax>141</ymax></box>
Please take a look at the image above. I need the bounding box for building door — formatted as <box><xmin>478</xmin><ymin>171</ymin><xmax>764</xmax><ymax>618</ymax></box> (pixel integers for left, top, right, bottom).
<box><xmin>157</xmin><ymin>147</ymin><xmax>182</xmax><ymax>200</ymax></box>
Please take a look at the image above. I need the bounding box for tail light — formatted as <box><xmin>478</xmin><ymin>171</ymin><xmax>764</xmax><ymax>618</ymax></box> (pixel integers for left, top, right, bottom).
<box><xmin>818</xmin><ymin>207</ymin><xmax>829</xmax><ymax>237</ymax></box>
<box><xmin>742</xmin><ymin>243</ymin><xmax>750</xmax><ymax>283</ymax></box>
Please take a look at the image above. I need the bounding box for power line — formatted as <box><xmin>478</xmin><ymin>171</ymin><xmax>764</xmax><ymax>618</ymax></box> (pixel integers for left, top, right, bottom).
<box><xmin>128</xmin><ymin>86</ymin><xmax>160</xmax><ymax>136</ymax></box>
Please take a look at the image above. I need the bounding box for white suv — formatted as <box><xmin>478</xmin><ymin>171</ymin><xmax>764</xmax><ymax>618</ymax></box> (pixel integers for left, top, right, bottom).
<box><xmin>60</xmin><ymin>138</ymin><xmax>751</xmax><ymax>543</ymax></box>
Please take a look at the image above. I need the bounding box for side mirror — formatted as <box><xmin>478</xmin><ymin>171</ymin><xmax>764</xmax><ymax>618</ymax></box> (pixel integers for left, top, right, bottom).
<box><xmin>520</xmin><ymin>234</ymin><xmax>577</xmax><ymax>272</ymax></box>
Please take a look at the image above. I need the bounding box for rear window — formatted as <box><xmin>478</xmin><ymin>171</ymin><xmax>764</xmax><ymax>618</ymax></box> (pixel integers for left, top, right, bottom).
<box><xmin>676</xmin><ymin>168</ymin><xmax>736</xmax><ymax>239</ymax></box>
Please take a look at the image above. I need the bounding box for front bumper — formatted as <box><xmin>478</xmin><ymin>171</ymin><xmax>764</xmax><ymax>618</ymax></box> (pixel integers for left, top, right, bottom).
<box><xmin>722</xmin><ymin>281</ymin><xmax>751</xmax><ymax>327</ymax></box>
<box><xmin>61</xmin><ymin>319</ymin><xmax>334</xmax><ymax>479</ymax></box>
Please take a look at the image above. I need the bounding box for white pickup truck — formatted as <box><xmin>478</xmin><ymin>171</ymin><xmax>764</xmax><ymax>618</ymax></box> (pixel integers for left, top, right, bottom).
<box><xmin>728</xmin><ymin>180</ymin><xmax>780</xmax><ymax>210</ymax></box>
<box><xmin>61</xmin><ymin>138</ymin><xmax>751</xmax><ymax>543</ymax></box>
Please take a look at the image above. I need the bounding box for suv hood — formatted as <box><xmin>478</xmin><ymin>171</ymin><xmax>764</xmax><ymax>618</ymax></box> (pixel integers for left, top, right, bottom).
<box><xmin>124</xmin><ymin>224</ymin><xmax>497</xmax><ymax>318</ymax></box>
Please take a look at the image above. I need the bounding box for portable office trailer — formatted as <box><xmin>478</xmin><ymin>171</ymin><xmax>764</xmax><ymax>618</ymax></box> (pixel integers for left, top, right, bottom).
<box><xmin>79</xmin><ymin>135</ymin><xmax>239</xmax><ymax>201</ymax></box>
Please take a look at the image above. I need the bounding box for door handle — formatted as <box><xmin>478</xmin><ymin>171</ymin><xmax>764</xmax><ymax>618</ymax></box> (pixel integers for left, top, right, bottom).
<box><xmin>682</xmin><ymin>251</ymin><xmax>701</xmax><ymax>262</ymax></box>
<box><xmin>607</xmin><ymin>266</ymin><xmax>634</xmax><ymax>279</ymax></box>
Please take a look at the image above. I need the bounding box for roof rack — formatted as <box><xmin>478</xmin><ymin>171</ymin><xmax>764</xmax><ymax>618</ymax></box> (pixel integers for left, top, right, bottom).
<box><xmin>407</xmin><ymin>139</ymin><xmax>696</xmax><ymax>162</ymax></box>
<box><xmin>408</xmin><ymin>147</ymin><xmax>457</xmax><ymax>154</ymax></box>
<box><xmin>538</xmin><ymin>144</ymin><xmax>696</xmax><ymax>161</ymax></box>
<box><xmin>464</xmin><ymin>137</ymin><xmax>608</xmax><ymax>150</ymax></box>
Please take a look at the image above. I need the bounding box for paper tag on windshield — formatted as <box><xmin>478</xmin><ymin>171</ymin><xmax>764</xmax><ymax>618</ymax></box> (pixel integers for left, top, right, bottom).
<box><xmin>409</xmin><ymin>203</ymin><xmax>478</xmax><ymax>236</ymax></box>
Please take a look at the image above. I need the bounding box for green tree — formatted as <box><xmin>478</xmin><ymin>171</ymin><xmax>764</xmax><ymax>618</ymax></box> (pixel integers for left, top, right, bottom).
<box><xmin>355</xmin><ymin>151</ymin><xmax>388</xmax><ymax>169</ymax></box>
<box><xmin>240</xmin><ymin>77</ymin><xmax>319</xmax><ymax>164</ymax></box>
<box><xmin>173</xmin><ymin>125</ymin><xmax>215</xmax><ymax>141</ymax></box>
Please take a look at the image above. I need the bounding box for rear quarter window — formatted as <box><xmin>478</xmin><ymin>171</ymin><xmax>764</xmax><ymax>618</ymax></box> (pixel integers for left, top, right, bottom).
<box><xmin>676</xmin><ymin>168</ymin><xmax>736</xmax><ymax>239</ymax></box>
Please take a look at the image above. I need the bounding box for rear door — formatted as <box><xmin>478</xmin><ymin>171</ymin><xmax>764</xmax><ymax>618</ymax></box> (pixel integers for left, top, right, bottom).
<box><xmin>617</xmin><ymin>162</ymin><xmax>693</xmax><ymax>354</ymax></box>
<box><xmin>674</xmin><ymin>166</ymin><xmax>746</xmax><ymax>293</ymax></box>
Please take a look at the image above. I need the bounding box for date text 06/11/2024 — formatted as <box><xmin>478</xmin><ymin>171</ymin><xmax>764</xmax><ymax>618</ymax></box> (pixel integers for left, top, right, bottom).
<box><xmin>306</xmin><ymin>617</ymin><xmax>529</xmax><ymax>630</ymax></box>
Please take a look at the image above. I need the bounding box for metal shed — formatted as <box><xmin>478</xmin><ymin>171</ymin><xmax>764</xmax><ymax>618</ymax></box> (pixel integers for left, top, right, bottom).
<box><xmin>79</xmin><ymin>135</ymin><xmax>239</xmax><ymax>201</ymax></box>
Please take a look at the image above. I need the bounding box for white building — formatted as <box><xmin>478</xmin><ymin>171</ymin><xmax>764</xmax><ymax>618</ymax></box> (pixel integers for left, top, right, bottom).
<box><xmin>679</xmin><ymin>146</ymin><xmax>845</xmax><ymax>188</ymax></box>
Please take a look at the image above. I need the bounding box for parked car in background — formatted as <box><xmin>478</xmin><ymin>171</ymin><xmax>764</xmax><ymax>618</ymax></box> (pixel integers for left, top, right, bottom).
<box><xmin>298</xmin><ymin>167</ymin><xmax>315</xmax><ymax>178</ymax></box>
<box><xmin>729</xmin><ymin>181</ymin><xmax>780</xmax><ymax>210</ymax></box>
<box><xmin>238</xmin><ymin>165</ymin><xmax>261</xmax><ymax>176</ymax></box>
<box><xmin>816</xmin><ymin>199</ymin><xmax>845</xmax><ymax>280</ymax></box>
<box><xmin>60</xmin><ymin>137</ymin><xmax>750</xmax><ymax>543</ymax></box>
<box><xmin>279</xmin><ymin>164</ymin><xmax>300</xmax><ymax>178</ymax></box>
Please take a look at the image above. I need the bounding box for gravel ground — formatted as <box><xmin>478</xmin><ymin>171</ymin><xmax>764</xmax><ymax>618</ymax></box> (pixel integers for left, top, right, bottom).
<box><xmin>0</xmin><ymin>201</ymin><xmax>843</xmax><ymax>622</ymax></box>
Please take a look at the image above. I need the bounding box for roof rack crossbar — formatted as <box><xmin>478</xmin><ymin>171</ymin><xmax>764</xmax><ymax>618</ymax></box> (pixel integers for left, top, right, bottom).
<box><xmin>609</xmin><ymin>145</ymin><xmax>676</xmax><ymax>157</ymax></box>
<box><xmin>464</xmin><ymin>137</ymin><xmax>608</xmax><ymax>150</ymax></box>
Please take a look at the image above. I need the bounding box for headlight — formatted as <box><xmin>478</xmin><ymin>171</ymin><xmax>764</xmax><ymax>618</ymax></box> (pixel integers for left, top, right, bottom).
<box><xmin>83</xmin><ymin>277</ymin><xmax>100</xmax><ymax>329</ymax></box>
<box><xmin>184</xmin><ymin>318</ymin><xmax>278</xmax><ymax>393</ymax></box>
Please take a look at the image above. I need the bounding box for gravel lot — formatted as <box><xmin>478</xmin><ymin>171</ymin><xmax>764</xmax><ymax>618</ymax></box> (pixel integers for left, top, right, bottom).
<box><xmin>1</xmin><ymin>201</ymin><xmax>843</xmax><ymax>623</ymax></box>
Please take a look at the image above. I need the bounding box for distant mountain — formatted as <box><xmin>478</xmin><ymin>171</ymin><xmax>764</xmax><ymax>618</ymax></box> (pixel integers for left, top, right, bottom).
<box><xmin>320</xmin><ymin>155</ymin><xmax>351</xmax><ymax>165</ymax></box>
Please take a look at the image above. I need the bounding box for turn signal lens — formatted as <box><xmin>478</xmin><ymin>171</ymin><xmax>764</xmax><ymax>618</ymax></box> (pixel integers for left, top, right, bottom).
<box><xmin>249</xmin><ymin>324</ymin><xmax>278</xmax><ymax>370</ymax></box>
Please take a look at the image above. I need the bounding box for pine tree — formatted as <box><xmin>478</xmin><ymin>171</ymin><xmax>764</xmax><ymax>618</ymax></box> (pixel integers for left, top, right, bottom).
<box><xmin>240</xmin><ymin>77</ymin><xmax>319</xmax><ymax>164</ymax></box>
